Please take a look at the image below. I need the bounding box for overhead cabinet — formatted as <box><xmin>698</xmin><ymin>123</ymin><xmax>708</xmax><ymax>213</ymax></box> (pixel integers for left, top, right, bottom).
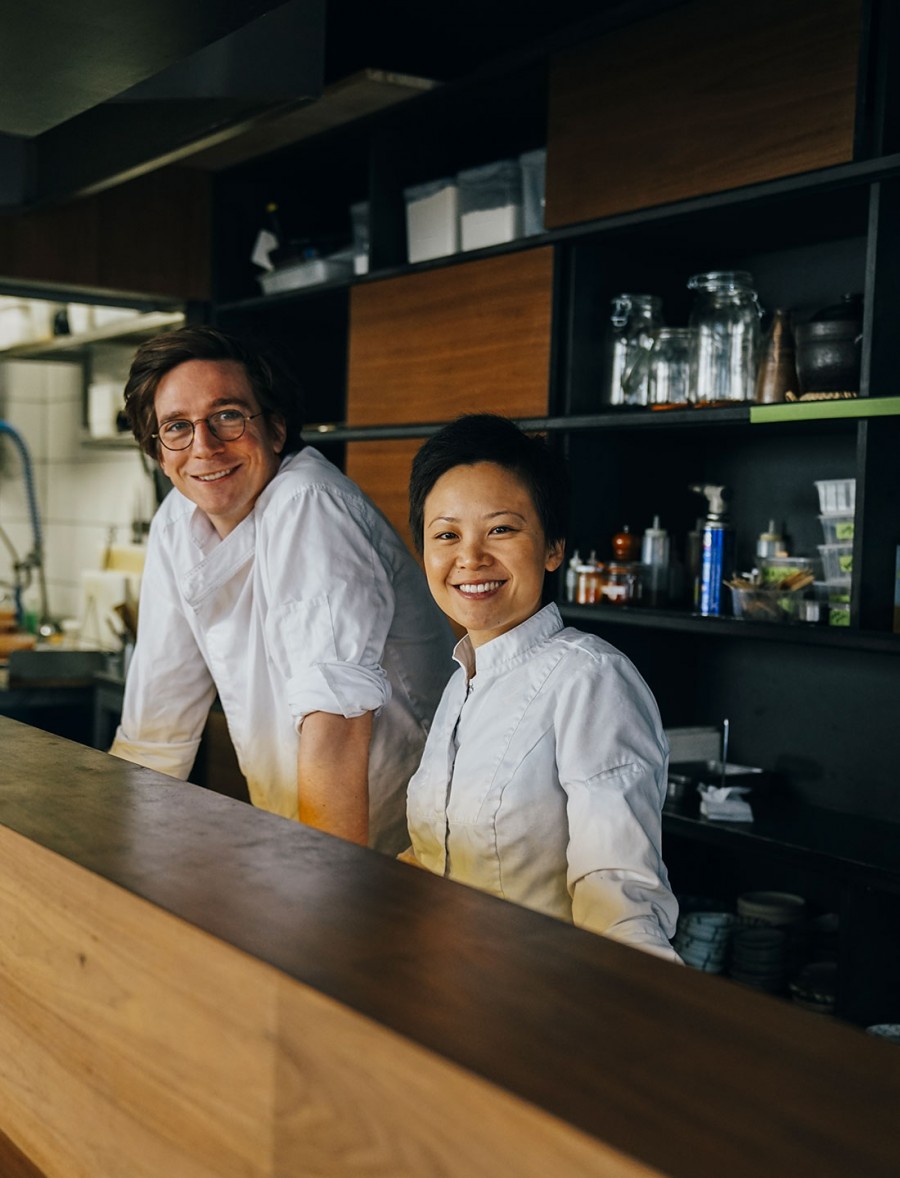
<box><xmin>545</xmin><ymin>0</ymin><xmax>862</xmax><ymax>227</ymax></box>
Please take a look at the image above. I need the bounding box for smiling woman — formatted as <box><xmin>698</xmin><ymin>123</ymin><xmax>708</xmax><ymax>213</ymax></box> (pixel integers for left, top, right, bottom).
<box><xmin>405</xmin><ymin>415</ymin><xmax>681</xmax><ymax>962</ymax></box>
<box><xmin>422</xmin><ymin>461</ymin><xmax>564</xmax><ymax>647</ymax></box>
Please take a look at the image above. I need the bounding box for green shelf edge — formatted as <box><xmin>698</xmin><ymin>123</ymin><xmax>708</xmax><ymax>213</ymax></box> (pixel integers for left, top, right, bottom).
<box><xmin>750</xmin><ymin>396</ymin><xmax>900</xmax><ymax>424</ymax></box>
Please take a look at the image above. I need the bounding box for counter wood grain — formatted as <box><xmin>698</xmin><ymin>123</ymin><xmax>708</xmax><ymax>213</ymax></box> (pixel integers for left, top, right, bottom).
<box><xmin>1</xmin><ymin>716</ymin><xmax>899</xmax><ymax>1177</ymax></box>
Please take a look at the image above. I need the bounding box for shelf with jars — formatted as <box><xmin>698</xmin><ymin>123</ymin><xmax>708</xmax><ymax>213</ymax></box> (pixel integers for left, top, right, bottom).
<box><xmin>207</xmin><ymin>0</ymin><xmax>900</xmax><ymax>847</ymax></box>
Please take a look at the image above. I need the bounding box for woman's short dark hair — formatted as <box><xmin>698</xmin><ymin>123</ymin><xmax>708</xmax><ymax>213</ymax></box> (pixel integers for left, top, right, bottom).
<box><xmin>409</xmin><ymin>414</ymin><xmax>569</xmax><ymax>556</ymax></box>
<box><xmin>123</xmin><ymin>325</ymin><xmax>305</xmax><ymax>458</ymax></box>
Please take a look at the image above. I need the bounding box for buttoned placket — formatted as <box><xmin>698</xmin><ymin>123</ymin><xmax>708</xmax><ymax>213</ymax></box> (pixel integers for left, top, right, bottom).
<box><xmin>442</xmin><ymin>672</ymin><xmax>477</xmax><ymax>875</ymax></box>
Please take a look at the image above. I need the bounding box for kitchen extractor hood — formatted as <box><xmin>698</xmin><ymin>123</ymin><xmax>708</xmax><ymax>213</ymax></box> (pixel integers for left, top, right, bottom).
<box><xmin>0</xmin><ymin>0</ymin><xmax>324</xmax><ymax>211</ymax></box>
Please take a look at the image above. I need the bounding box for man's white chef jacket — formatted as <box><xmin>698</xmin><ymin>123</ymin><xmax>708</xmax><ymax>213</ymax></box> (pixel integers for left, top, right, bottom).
<box><xmin>407</xmin><ymin>604</ymin><xmax>680</xmax><ymax>958</ymax></box>
<box><xmin>111</xmin><ymin>447</ymin><xmax>454</xmax><ymax>853</ymax></box>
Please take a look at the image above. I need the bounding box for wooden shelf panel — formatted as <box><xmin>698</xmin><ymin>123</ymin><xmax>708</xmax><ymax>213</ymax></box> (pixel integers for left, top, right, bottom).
<box><xmin>346</xmin><ymin>248</ymin><xmax>554</xmax><ymax>425</ymax></box>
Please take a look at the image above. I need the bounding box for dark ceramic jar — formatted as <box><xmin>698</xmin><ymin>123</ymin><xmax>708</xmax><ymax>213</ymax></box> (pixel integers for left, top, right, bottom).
<box><xmin>793</xmin><ymin>294</ymin><xmax>862</xmax><ymax>394</ymax></box>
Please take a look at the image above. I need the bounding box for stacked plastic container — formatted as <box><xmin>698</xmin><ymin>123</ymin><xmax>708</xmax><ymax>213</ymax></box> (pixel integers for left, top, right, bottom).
<box><xmin>403</xmin><ymin>148</ymin><xmax>546</xmax><ymax>264</ymax></box>
<box><xmin>814</xmin><ymin>478</ymin><xmax>855</xmax><ymax>625</ymax></box>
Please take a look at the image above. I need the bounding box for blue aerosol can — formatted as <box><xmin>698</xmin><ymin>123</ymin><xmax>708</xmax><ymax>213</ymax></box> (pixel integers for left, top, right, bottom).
<box><xmin>689</xmin><ymin>484</ymin><xmax>735</xmax><ymax>616</ymax></box>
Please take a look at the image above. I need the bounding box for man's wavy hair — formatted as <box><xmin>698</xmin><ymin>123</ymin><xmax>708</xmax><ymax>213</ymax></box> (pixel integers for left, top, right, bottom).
<box><xmin>123</xmin><ymin>325</ymin><xmax>305</xmax><ymax>459</ymax></box>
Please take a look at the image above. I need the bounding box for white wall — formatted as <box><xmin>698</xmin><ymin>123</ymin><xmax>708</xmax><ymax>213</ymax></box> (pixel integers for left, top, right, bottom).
<box><xmin>0</xmin><ymin>358</ymin><xmax>156</xmax><ymax>629</ymax></box>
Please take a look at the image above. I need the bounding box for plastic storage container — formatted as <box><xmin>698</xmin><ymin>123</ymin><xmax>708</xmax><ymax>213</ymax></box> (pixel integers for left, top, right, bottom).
<box><xmin>404</xmin><ymin>178</ymin><xmax>460</xmax><ymax>263</ymax></box>
<box><xmin>350</xmin><ymin>201</ymin><xmax>370</xmax><ymax>275</ymax></box>
<box><xmin>814</xmin><ymin>478</ymin><xmax>855</xmax><ymax>514</ymax></box>
<box><xmin>518</xmin><ymin>147</ymin><xmax>546</xmax><ymax>236</ymax></box>
<box><xmin>812</xmin><ymin>580</ymin><xmax>852</xmax><ymax>626</ymax></box>
<box><xmin>457</xmin><ymin>159</ymin><xmax>523</xmax><ymax>251</ymax></box>
<box><xmin>758</xmin><ymin>556</ymin><xmax>818</xmax><ymax>586</ymax></box>
<box><xmin>818</xmin><ymin>543</ymin><xmax>853</xmax><ymax>581</ymax></box>
<box><xmin>819</xmin><ymin>513</ymin><xmax>855</xmax><ymax>543</ymax></box>
<box><xmin>259</xmin><ymin>254</ymin><xmax>353</xmax><ymax>294</ymax></box>
<box><xmin>730</xmin><ymin>586</ymin><xmax>798</xmax><ymax>622</ymax></box>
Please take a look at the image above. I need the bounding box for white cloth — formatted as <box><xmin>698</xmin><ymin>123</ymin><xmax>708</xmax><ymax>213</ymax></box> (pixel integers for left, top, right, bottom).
<box><xmin>111</xmin><ymin>447</ymin><xmax>454</xmax><ymax>853</ymax></box>
<box><xmin>407</xmin><ymin>604</ymin><xmax>680</xmax><ymax>959</ymax></box>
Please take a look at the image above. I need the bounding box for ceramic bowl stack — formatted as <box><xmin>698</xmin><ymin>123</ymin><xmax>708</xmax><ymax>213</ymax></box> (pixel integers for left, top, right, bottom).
<box><xmin>673</xmin><ymin>910</ymin><xmax>736</xmax><ymax>973</ymax></box>
<box><xmin>730</xmin><ymin>891</ymin><xmax>807</xmax><ymax>993</ymax></box>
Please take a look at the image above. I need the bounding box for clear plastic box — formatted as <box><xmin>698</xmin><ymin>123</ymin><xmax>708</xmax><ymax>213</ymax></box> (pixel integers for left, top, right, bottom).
<box><xmin>404</xmin><ymin>178</ymin><xmax>459</xmax><ymax>263</ymax></box>
<box><xmin>814</xmin><ymin>478</ymin><xmax>855</xmax><ymax>514</ymax></box>
<box><xmin>350</xmin><ymin>200</ymin><xmax>370</xmax><ymax>275</ymax></box>
<box><xmin>731</xmin><ymin>586</ymin><xmax>798</xmax><ymax>623</ymax></box>
<box><xmin>518</xmin><ymin>147</ymin><xmax>546</xmax><ymax>236</ymax></box>
<box><xmin>818</xmin><ymin>543</ymin><xmax>853</xmax><ymax>581</ymax></box>
<box><xmin>819</xmin><ymin>513</ymin><xmax>855</xmax><ymax>543</ymax></box>
<box><xmin>813</xmin><ymin>581</ymin><xmax>852</xmax><ymax>626</ymax></box>
<box><xmin>758</xmin><ymin>556</ymin><xmax>818</xmax><ymax>585</ymax></box>
<box><xmin>457</xmin><ymin>159</ymin><xmax>523</xmax><ymax>251</ymax></box>
<box><xmin>259</xmin><ymin>255</ymin><xmax>353</xmax><ymax>295</ymax></box>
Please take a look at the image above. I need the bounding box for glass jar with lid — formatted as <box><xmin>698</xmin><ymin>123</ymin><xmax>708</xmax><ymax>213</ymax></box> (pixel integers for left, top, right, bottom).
<box><xmin>687</xmin><ymin>271</ymin><xmax>762</xmax><ymax>403</ymax></box>
<box><xmin>604</xmin><ymin>294</ymin><xmax>664</xmax><ymax>406</ymax></box>
<box><xmin>648</xmin><ymin>326</ymin><xmax>695</xmax><ymax>405</ymax></box>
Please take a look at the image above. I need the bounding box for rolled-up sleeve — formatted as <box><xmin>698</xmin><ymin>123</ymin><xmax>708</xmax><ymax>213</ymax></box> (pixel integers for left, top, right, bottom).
<box><xmin>259</xmin><ymin>485</ymin><xmax>396</xmax><ymax>725</ymax></box>
<box><xmin>556</xmin><ymin>654</ymin><xmax>680</xmax><ymax>960</ymax></box>
<box><xmin>110</xmin><ymin>524</ymin><xmax>216</xmax><ymax>780</ymax></box>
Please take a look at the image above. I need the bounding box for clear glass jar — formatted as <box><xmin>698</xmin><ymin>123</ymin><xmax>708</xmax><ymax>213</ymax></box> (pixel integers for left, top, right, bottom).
<box><xmin>604</xmin><ymin>294</ymin><xmax>664</xmax><ymax>406</ymax></box>
<box><xmin>687</xmin><ymin>271</ymin><xmax>762</xmax><ymax>403</ymax></box>
<box><xmin>648</xmin><ymin>326</ymin><xmax>695</xmax><ymax>405</ymax></box>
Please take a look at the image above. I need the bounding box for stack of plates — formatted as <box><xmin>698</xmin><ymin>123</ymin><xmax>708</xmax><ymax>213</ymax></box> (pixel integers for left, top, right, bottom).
<box><xmin>673</xmin><ymin>911</ymin><xmax>736</xmax><ymax>972</ymax></box>
<box><xmin>730</xmin><ymin>891</ymin><xmax>807</xmax><ymax>993</ymax></box>
<box><xmin>789</xmin><ymin>961</ymin><xmax>838</xmax><ymax>1015</ymax></box>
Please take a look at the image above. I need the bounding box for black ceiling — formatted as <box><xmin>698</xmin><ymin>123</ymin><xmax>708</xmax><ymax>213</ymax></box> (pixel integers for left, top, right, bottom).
<box><xmin>0</xmin><ymin>0</ymin><xmax>679</xmax><ymax>210</ymax></box>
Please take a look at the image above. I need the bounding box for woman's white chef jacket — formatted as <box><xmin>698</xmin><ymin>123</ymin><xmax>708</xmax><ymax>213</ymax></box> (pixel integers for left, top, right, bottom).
<box><xmin>407</xmin><ymin>603</ymin><xmax>680</xmax><ymax>958</ymax></box>
<box><xmin>111</xmin><ymin>447</ymin><xmax>453</xmax><ymax>854</ymax></box>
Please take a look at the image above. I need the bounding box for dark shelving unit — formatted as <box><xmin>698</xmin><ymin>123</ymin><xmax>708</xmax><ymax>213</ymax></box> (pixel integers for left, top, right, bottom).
<box><xmin>208</xmin><ymin>0</ymin><xmax>900</xmax><ymax>1025</ymax></box>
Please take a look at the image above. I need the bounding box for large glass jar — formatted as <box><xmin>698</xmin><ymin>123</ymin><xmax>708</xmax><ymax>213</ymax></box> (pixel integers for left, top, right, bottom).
<box><xmin>687</xmin><ymin>271</ymin><xmax>762</xmax><ymax>403</ymax></box>
<box><xmin>604</xmin><ymin>294</ymin><xmax>664</xmax><ymax>406</ymax></box>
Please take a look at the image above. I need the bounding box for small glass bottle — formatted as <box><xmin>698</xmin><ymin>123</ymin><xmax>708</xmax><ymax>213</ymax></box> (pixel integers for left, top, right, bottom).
<box><xmin>687</xmin><ymin>270</ymin><xmax>762</xmax><ymax>403</ymax></box>
<box><xmin>604</xmin><ymin>294</ymin><xmax>664</xmax><ymax>407</ymax></box>
<box><xmin>612</xmin><ymin>524</ymin><xmax>640</xmax><ymax>562</ymax></box>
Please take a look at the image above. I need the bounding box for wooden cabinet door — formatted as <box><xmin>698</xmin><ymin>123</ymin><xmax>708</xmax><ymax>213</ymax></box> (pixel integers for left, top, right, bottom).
<box><xmin>346</xmin><ymin>247</ymin><xmax>554</xmax><ymax>425</ymax></box>
<box><xmin>345</xmin><ymin>437</ymin><xmax>422</xmax><ymax>554</ymax></box>
<box><xmin>546</xmin><ymin>0</ymin><xmax>861</xmax><ymax>228</ymax></box>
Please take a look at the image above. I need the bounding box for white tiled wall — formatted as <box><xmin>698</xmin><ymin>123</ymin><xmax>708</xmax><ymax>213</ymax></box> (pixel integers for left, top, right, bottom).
<box><xmin>0</xmin><ymin>359</ymin><xmax>156</xmax><ymax>625</ymax></box>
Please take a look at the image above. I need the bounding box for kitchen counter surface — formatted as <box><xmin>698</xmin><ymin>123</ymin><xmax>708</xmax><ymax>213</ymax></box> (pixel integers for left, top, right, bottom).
<box><xmin>1</xmin><ymin>714</ymin><xmax>899</xmax><ymax>1177</ymax></box>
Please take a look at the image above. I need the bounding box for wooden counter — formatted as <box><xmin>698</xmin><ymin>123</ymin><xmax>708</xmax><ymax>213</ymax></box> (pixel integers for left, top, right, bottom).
<box><xmin>1</xmin><ymin>716</ymin><xmax>899</xmax><ymax>1177</ymax></box>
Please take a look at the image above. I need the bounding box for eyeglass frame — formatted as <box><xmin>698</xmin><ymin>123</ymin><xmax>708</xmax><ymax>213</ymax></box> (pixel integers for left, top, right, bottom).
<box><xmin>151</xmin><ymin>408</ymin><xmax>267</xmax><ymax>451</ymax></box>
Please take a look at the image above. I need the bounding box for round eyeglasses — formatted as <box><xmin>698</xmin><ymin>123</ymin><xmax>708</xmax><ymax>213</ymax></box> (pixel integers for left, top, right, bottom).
<box><xmin>152</xmin><ymin>409</ymin><xmax>265</xmax><ymax>451</ymax></box>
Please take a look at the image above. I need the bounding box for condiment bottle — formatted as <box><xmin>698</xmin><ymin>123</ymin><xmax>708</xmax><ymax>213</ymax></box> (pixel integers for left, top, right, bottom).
<box><xmin>612</xmin><ymin>524</ymin><xmax>640</xmax><ymax>562</ymax></box>
<box><xmin>565</xmin><ymin>548</ymin><xmax>582</xmax><ymax>603</ymax></box>
<box><xmin>641</xmin><ymin>515</ymin><xmax>670</xmax><ymax>607</ymax></box>
<box><xmin>756</xmin><ymin>309</ymin><xmax>799</xmax><ymax>404</ymax></box>
<box><xmin>576</xmin><ymin>559</ymin><xmax>605</xmax><ymax>605</ymax></box>
<box><xmin>756</xmin><ymin>520</ymin><xmax>784</xmax><ymax>561</ymax></box>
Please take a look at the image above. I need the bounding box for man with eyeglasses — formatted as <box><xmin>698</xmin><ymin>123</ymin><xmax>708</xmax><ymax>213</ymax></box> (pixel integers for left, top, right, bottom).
<box><xmin>109</xmin><ymin>326</ymin><xmax>453</xmax><ymax>853</ymax></box>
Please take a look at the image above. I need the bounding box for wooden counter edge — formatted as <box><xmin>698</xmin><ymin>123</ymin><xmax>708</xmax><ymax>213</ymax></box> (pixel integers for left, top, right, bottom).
<box><xmin>0</xmin><ymin>824</ymin><xmax>658</xmax><ymax>1178</ymax></box>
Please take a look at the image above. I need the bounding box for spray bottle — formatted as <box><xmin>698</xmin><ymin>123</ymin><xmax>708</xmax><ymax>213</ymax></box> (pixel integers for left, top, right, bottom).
<box><xmin>689</xmin><ymin>484</ymin><xmax>735</xmax><ymax>616</ymax></box>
